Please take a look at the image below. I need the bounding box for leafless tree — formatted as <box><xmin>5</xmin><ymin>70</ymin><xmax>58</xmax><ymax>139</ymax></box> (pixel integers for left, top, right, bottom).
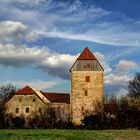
<box><xmin>128</xmin><ymin>73</ymin><xmax>140</xmax><ymax>98</ymax></box>
<box><xmin>0</xmin><ymin>84</ymin><xmax>16</xmax><ymax>100</ymax></box>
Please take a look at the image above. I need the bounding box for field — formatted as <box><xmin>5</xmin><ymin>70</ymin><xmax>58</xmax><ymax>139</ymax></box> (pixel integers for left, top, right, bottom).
<box><xmin>0</xmin><ymin>129</ymin><xmax>139</xmax><ymax>140</ymax></box>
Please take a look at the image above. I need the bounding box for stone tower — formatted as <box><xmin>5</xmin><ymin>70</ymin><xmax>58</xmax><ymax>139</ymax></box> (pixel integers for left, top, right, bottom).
<box><xmin>70</xmin><ymin>47</ymin><xmax>104</xmax><ymax>125</ymax></box>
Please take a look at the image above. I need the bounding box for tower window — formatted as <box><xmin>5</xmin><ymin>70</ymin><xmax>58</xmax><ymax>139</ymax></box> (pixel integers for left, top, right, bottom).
<box><xmin>81</xmin><ymin>106</ymin><xmax>84</xmax><ymax>111</ymax></box>
<box><xmin>25</xmin><ymin>107</ymin><xmax>29</xmax><ymax>113</ymax></box>
<box><xmin>83</xmin><ymin>62</ymin><xmax>91</xmax><ymax>68</ymax></box>
<box><xmin>85</xmin><ymin>90</ymin><xmax>88</xmax><ymax>96</ymax></box>
<box><xmin>85</xmin><ymin>76</ymin><xmax>90</xmax><ymax>82</ymax></box>
<box><xmin>15</xmin><ymin>108</ymin><xmax>19</xmax><ymax>113</ymax></box>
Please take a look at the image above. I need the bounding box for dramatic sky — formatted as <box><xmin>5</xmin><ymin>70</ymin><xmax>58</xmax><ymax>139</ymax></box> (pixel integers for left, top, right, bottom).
<box><xmin>0</xmin><ymin>0</ymin><xmax>140</xmax><ymax>96</ymax></box>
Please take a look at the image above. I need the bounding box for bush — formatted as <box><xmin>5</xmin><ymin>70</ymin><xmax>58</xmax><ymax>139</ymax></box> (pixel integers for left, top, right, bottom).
<box><xmin>82</xmin><ymin>97</ymin><xmax>140</xmax><ymax>129</ymax></box>
<box><xmin>12</xmin><ymin>116</ymin><xmax>25</xmax><ymax>129</ymax></box>
<box><xmin>0</xmin><ymin>102</ymin><xmax>6</xmax><ymax>128</ymax></box>
<box><xmin>82</xmin><ymin>113</ymin><xmax>103</xmax><ymax>129</ymax></box>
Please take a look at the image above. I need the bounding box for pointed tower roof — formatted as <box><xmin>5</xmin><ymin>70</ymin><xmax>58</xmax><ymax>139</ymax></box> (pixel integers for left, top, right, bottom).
<box><xmin>77</xmin><ymin>47</ymin><xmax>96</xmax><ymax>60</ymax></box>
<box><xmin>16</xmin><ymin>85</ymin><xmax>35</xmax><ymax>95</ymax></box>
<box><xmin>70</xmin><ymin>47</ymin><xmax>104</xmax><ymax>71</ymax></box>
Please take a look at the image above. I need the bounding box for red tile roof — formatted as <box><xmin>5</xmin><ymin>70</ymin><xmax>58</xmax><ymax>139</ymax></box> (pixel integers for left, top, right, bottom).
<box><xmin>77</xmin><ymin>47</ymin><xmax>96</xmax><ymax>60</ymax></box>
<box><xmin>42</xmin><ymin>92</ymin><xmax>70</xmax><ymax>104</ymax></box>
<box><xmin>16</xmin><ymin>86</ymin><xmax>35</xmax><ymax>95</ymax></box>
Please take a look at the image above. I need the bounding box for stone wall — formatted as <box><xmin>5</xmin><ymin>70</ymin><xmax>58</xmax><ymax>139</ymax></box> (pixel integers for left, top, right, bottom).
<box><xmin>5</xmin><ymin>94</ymin><xmax>70</xmax><ymax>123</ymax></box>
<box><xmin>71</xmin><ymin>71</ymin><xmax>104</xmax><ymax>125</ymax></box>
<box><xmin>5</xmin><ymin>94</ymin><xmax>46</xmax><ymax>118</ymax></box>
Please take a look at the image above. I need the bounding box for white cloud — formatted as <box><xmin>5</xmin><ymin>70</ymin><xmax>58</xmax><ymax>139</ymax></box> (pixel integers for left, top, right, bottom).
<box><xmin>0</xmin><ymin>42</ymin><xmax>112</xmax><ymax>79</ymax></box>
<box><xmin>0</xmin><ymin>43</ymin><xmax>78</xmax><ymax>79</ymax></box>
<box><xmin>39</xmin><ymin>53</ymin><xmax>78</xmax><ymax>79</ymax></box>
<box><xmin>94</xmin><ymin>52</ymin><xmax>112</xmax><ymax>75</ymax></box>
<box><xmin>1</xmin><ymin>1</ymin><xmax>140</xmax><ymax>46</ymax></box>
<box><xmin>104</xmin><ymin>59</ymin><xmax>138</xmax><ymax>88</ymax></box>
<box><xmin>1</xmin><ymin>80</ymin><xmax>57</xmax><ymax>90</ymax></box>
<box><xmin>0</xmin><ymin>22</ymin><xmax>112</xmax><ymax>79</ymax></box>
<box><xmin>0</xmin><ymin>21</ymin><xmax>27</xmax><ymax>35</ymax></box>
<box><xmin>36</xmin><ymin>28</ymin><xmax>140</xmax><ymax>47</ymax></box>
<box><xmin>0</xmin><ymin>21</ymin><xmax>27</xmax><ymax>43</ymax></box>
<box><xmin>0</xmin><ymin>21</ymin><xmax>38</xmax><ymax>43</ymax></box>
<box><xmin>26</xmin><ymin>32</ymin><xmax>38</xmax><ymax>42</ymax></box>
<box><xmin>105</xmin><ymin>74</ymin><xmax>130</xmax><ymax>86</ymax></box>
<box><xmin>117</xmin><ymin>60</ymin><xmax>137</xmax><ymax>74</ymax></box>
<box><xmin>0</xmin><ymin>0</ymin><xmax>45</xmax><ymax>5</ymax></box>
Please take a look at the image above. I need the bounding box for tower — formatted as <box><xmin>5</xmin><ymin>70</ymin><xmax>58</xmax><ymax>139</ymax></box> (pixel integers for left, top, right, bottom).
<box><xmin>70</xmin><ymin>47</ymin><xmax>104</xmax><ymax>125</ymax></box>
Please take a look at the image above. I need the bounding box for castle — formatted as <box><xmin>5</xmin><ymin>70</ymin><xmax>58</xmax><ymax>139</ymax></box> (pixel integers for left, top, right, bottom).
<box><xmin>5</xmin><ymin>47</ymin><xmax>104</xmax><ymax>125</ymax></box>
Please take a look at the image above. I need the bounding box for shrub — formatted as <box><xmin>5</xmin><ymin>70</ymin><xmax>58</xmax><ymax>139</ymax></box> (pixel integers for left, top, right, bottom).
<box><xmin>82</xmin><ymin>97</ymin><xmax>140</xmax><ymax>129</ymax></box>
<box><xmin>12</xmin><ymin>116</ymin><xmax>25</xmax><ymax>129</ymax></box>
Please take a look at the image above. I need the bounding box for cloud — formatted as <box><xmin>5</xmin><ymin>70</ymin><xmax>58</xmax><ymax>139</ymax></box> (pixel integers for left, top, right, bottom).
<box><xmin>0</xmin><ymin>0</ymin><xmax>45</xmax><ymax>5</ymax></box>
<box><xmin>39</xmin><ymin>53</ymin><xmax>77</xmax><ymax>79</ymax></box>
<box><xmin>94</xmin><ymin>52</ymin><xmax>112</xmax><ymax>75</ymax></box>
<box><xmin>0</xmin><ymin>20</ymin><xmax>137</xmax><ymax>87</ymax></box>
<box><xmin>17</xmin><ymin>0</ymin><xmax>140</xmax><ymax>47</ymax></box>
<box><xmin>1</xmin><ymin>0</ymin><xmax>140</xmax><ymax>46</ymax></box>
<box><xmin>117</xmin><ymin>60</ymin><xmax>137</xmax><ymax>74</ymax></box>
<box><xmin>105</xmin><ymin>74</ymin><xmax>130</xmax><ymax>86</ymax></box>
<box><xmin>0</xmin><ymin>20</ymin><xmax>111</xmax><ymax>79</ymax></box>
<box><xmin>105</xmin><ymin>59</ymin><xmax>138</xmax><ymax>88</ymax></box>
<box><xmin>0</xmin><ymin>21</ymin><xmax>38</xmax><ymax>43</ymax></box>
<box><xmin>0</xmin><ymin>42</ymin><xmax>112</xmax><ymax>79</ymax></box>
<box><xmin>0</xmin><ymin>21</ymin><xmax>27</xmax><ymax>43</ymax></box>
<box><xmin>1</xmin><ymin>80</ymin><xmax>57</xmax><ymax>90</ymax></box>
<box><xmin>0</xmin><ymin>43</ymin><xmax>45</xmax><ymax>67</ymax></box>
<box><xmin>0</xmin><ymin>43</ymin><xmax>78</xmax><ymax>78</ymax></box>
<box><xmin>3</xmin><ymin>0</ymin><xmax>140</xmax><ymax>46</ymax></box>
<box><xmin>26</xmin><ymin>32</ymin><xmax>38</xmax><ymax>42</ymax></box>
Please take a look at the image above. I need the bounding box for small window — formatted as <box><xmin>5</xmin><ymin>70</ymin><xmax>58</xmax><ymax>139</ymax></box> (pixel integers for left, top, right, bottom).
<box><xmin>85</xmin><ymin>76</ymin><xmax>90</xmax><ymax>82</ymax></box>
<box><xmin>15</xmin><ymin>108</ymin><xmax>19</xmax><ymax>113</ymax></box>
<box><xmin>81</xmin><ymin>106</ymin><xmax>84</xmax><ymax>111</ymax></box>
<box><xmin>25</xmin><ymin>107</ymin><xmax>29</xmax><ymax>113</ymax></box>
<box><xmin>19</xmin><ymin>97</ymin><xmax>22</xmax><ymax>102</ymax></box>
<box><xmin>85</xmin><ymin>90</ymin><xmax>88</xmax><ymax>96</ymax></box>
<box><xmin>38</xmin><ymin>107</ymin><xmax>42</xmax><ymax>113</ymax></box>
<box><xmin>33</xmin><ymin>98</ymin><xmax>36</xmax><ymax>102</ymax></box>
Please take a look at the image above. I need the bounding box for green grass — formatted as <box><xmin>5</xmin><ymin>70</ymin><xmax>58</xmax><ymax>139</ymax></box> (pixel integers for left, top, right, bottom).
<box><xmin>0</xmin><ymin>129</ymin><xmax>139</xmax><ymax>140</ymax></box>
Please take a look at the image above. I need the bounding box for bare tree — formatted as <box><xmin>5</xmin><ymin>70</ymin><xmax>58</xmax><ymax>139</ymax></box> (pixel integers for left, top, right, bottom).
<box><xmin>0</xmin><ymin>84</ymin><xmax>16</xmax><ymax>100</ymax></box>
<box><xmin>128</xmin><ymin>73</ymin><xmax>140</xmax><ymax>98</ymax></box>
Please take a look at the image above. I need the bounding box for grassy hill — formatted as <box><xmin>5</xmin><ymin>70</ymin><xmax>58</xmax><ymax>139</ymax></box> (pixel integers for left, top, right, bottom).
<box><xmin>0</xmin><ymin>129</ymin><xmax>139</xmax><ymax>140</ymax></box>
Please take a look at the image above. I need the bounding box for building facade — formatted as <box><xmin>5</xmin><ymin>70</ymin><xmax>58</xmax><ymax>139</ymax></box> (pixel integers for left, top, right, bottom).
<box><xmin>5</xmin><ymin>47</ymin><xmax>104</xmax><ymax>125</ymax></box>
<box><xmin>70</xmin><ymin>47</ymin><xmax>104</xmax><ymax>125</ymax></box>
<box><xmin>5</xmin><ymin>86</ymin><xmax>70</xmax><ymax>123</ymax></box>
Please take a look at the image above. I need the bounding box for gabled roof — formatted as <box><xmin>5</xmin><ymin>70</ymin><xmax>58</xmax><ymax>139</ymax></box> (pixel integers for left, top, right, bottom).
<box><xmin>16</xmin><ymin>86</ymin><xmax>35</xmax><ymax>95</ymax></box>
<box><xmin>77</xmin><ymin>47</ymin><xmax>96</xmax><ymax>60</ymax></box>
<box><xmin>42</xmin><ymin>92</ymin><xmax>70</xmax><ymax>104</ymax></box>
<box><xmin>5</xmin><ymin>86</ymin><xmax>70</xmax><ymax>105</ymax></box>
